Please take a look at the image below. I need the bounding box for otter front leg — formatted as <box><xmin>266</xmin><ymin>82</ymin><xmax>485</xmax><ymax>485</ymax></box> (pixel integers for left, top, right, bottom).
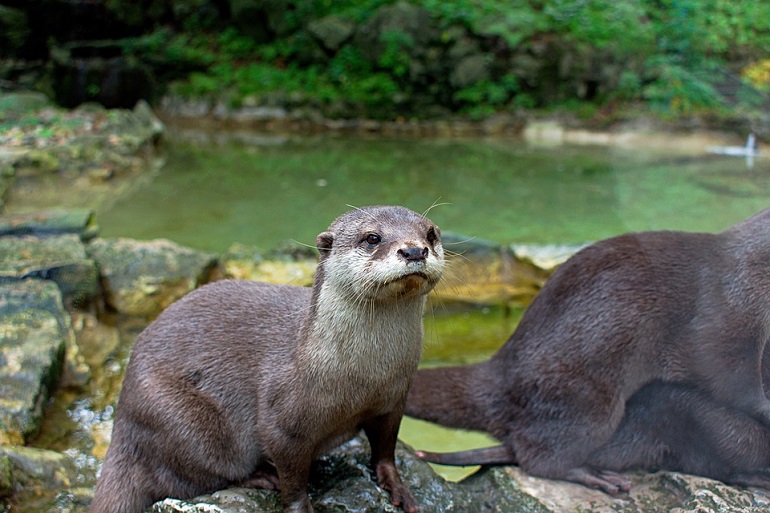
<box><xmin>363</xmin><ymin>412</ymin><xmax>419</xmax><ymax>513</ymax></box>
<box><xmin>273</xmin><ymin>452</ymin><xmax>314</xmax><ymax>513</ymax></box>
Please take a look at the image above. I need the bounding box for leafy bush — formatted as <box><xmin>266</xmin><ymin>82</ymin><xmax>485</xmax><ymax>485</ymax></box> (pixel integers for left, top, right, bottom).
<box><xmin>161</xmin><ymin>0</ymin><xmax>769</xmax><ymax>119</ymax></box>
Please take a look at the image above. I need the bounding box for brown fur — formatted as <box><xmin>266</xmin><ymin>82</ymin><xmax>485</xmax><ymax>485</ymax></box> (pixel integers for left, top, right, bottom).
<box><xmin>92</xmin><ymin>205</ymin><xmax>444</xmax><ymax>513</ymax></box>
<box><xmin>406</xmin><ymin>208</ymin><xmax>770</xmax><ymax>493</ymax></box>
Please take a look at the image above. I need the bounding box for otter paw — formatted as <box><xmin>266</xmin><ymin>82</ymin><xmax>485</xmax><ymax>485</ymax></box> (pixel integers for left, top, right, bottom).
<box><xmin>387</xmin><ymin>483</ymin><xmax>419</xmax><ymax>513</ymax></box>
<box><xmin>375</xmin><ymin>461</ymin><xmax>418</xmax><ymax>512</ymax></box>
<box><xmin>565</xmin><ymin>466</ymin><xmax>632</xmax><ymax>495</ymax></box>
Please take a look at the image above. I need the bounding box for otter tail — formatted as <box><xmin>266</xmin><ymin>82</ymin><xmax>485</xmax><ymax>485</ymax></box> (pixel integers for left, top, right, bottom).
<box><xmin>417</xmin><ymin>445</ymin><xmax>516</xmax><ymax>466</ymax></box>
<box><xmin>405</xmin><ymin>364</ymin><xmax>488</xmax><ymax>432</ymax></box>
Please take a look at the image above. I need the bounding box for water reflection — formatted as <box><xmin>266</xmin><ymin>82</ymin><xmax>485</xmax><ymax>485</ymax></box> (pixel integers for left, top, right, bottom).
<box><xmin>96</xmin><ymin>130</ymin><xmax>770</xmax><ymax>253</ymax></box>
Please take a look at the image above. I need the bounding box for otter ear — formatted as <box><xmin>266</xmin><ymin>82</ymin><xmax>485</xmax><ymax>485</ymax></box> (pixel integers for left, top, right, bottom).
<box><xmin>316</xmin><ymin>231</ymin><xmax>334</xmax><ymax>258</ymax></box>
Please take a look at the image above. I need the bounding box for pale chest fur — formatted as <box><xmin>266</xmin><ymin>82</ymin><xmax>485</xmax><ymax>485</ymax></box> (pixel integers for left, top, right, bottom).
<box><xmin>301</xmin><ymin>285</ymin><xmax>425</xmax><ymax>407</ymax></box>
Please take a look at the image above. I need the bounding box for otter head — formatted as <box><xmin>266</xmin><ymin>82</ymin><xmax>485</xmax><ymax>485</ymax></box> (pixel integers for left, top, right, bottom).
<box><xmin>315</xmin><ymin>205</ymin><xmax>444</xmax><ymax>302</ymax></box>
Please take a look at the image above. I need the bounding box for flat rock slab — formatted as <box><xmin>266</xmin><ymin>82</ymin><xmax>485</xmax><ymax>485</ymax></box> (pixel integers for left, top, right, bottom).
<box><xmin>0</xmin><ymin>279</ymin><xmax>69</xmax><ymax>445</ymax></box>
<box><xmin>495</xmin><ymin>465</ymin><xmax>770</xmax><ymax>512</ymax></box>
<box><xmin>0</xmin><ymin>233</ymin><xmax>99</xmax><ymax>306</ymax></box>
<box><xmin>151</xmin><ymin>438</ymin><xmax>543</xmax><ymax>513</ymax></box>
<box><xmin>87</xmin><ymin>238</ymin><xmax>218</xmax><ymax>317</ymax></box>
<box><xmin>0</xmin><ymin>208</ymin><xmax>98</xmax><ymax>240</ymax></box>
<box><xmin>150</xmin><ymin>437</ymin><xmax>770</xmax><ymax>513</ymax></box>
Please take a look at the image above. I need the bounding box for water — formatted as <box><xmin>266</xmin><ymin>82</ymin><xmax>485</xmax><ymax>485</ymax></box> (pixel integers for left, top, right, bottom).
<box><xmin>96</xmin><ymin>130</ymin><xmax>770</xmax><ymax>253</ymax></box>
<box><xmin>11</xmin><ymin>129</ymin><xmax>770</xmax><ymax>507</ymax></box>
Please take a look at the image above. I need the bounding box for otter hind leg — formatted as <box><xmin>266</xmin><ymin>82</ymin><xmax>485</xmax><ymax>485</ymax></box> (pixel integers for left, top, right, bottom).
<box><xmin>564</xmin><ymin>466</ymin><xmax>632</xmax><ymax>495</ymax></box>
<box><xmin>240</xmin><ymin>462</ymin><xmax>281</xmax><ymax>491</ymax></box>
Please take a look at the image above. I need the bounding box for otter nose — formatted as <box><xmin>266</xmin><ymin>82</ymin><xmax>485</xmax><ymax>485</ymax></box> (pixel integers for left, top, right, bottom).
<box><xmin>398</xmin><ymin>246</ymin><xmax>429</xmax><ymax>262</ymax></box>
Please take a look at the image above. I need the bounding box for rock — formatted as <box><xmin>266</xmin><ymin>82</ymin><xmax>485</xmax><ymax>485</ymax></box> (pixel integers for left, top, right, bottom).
<box><xmin>50</xmin><ymin>42</ymin><xmax>156</xmax><ymax>109</ymax></box>
<box><xmin>229</xmin><ymin>0</ymin><xmax>304</xmax><ymax>41</ymax></box>
<box><xmin>491</xmin><ymin>465</ymin><xmax>770</xmax><ymax>512</ymax></box>
<box><xmin>433</xmin><ymin>233</ymin><xmax>549</xmax><ymax>306</ymax></box>
<box><xmin>86</xmin><ymin>238</ymin><xmax>218</xmax><ymax>317</ymax></box>
<box><xmin>510</xmin><ymin>243</ymin><xmax>588</xmax><ymax>272</ymax></box>
<box><xmin>0</xmin><ymin>92</ymin><xmax>51</xmax><ymax>119</ymax></box>
<box><xmin>450</xmin><ymin>54</ymin><xmax>492</xmax><ymax>89</ymax></box>
<box><xmin>0</xmin><ymin>280</ymin><xmax>70</xmax><ymax>445</ymax></box>
<box><xmin>221</xmin><ymin>242</ymin><xmax>315</xmax><ymax>286</ymax></box>
<box><xmin>0</xmin><ymin>445</ymin><xmax>78</xmax><ymax>504</ymax></box>
<box><xmin>307</xmin><ymin>15</ymin><xmax>356</xmax><ymax>52</ymax></box>
<box><xmin>151</xmin><ymin>437</ymin><xmax>539</xmax><ymax>513</ymax></box>
<box><xmin>354</xmin><ymin>1</ymin><xmax>435</xmax><ymax>65</ymax></box>
<box><xmin>0</xmin><ymin>233</ymin><xmax>100</xmax><ymax>307</ymax></box>
<box><xmin>0</xmin><ymin>208</ymin><xmax>98</xmax><ymax>240</ymax></box>
<box><xmin>149</xmin><ymin>436</ymin><xmax>770</xmax><ymax>512</ymax></box>
<box><xmin>0</xmin><ymin>453</ymin><xmax>11</xmax><ymax>498</ymax></box>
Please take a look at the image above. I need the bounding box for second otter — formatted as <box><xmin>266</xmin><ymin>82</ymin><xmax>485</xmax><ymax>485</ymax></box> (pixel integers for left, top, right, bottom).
<box><xmin>407</xmin><ymin>208</ymin><xmax>770</xmax><ymax>493</ymax></box>
<box><xmin>91</xmin><ymin>205</ymin><xmax>445</xmax><ymax>513</ymax></box>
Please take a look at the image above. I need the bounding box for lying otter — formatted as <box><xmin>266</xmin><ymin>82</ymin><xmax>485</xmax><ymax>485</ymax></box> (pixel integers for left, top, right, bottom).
<box><xmin>406</xmin><ymin>208</ymin><xmax>770</xmax><ymax>493</ymax></box>
<box><xmin>91</xmin><ymin>205</ymin><xmax>445</xmax><ymax>513</ymax></box>
<box><xmin>413</xmin><ymin>381</ymin><xmax>770</xmax><ymax>490</ymax></box>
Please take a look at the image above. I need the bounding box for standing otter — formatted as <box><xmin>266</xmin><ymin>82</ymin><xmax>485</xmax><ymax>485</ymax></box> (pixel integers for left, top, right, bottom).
<box><xmin>406</xmin><ymin>208</ymin><xmax>770</xmax><ymax>494</ymax></box>
<box><xmin>91</xmin><ymin>205</ymin><xmax>444</xmax><ymax>513</ymax></box>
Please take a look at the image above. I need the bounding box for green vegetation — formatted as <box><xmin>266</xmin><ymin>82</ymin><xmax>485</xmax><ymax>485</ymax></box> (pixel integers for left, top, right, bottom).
<box><xmin>131</xmin><ymin>0</ymin><xmax>770</xmax><ymax>120</ymax></box>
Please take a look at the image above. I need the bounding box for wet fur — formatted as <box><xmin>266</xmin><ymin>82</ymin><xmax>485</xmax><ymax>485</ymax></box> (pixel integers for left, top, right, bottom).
<box><xmin>406</xmin><ymin>208</ymin><xmax>770</xmax><ymax>493</ymax></box>
<box><xmin>92</xmin><ymin>206</ymin><xmax>444</xmax><ymax>513</ymax></box>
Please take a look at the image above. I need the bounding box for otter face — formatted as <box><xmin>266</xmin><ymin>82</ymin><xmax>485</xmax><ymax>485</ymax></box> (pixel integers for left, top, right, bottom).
<box><xmin>317</xmin><ymin>206</ymin><xmax>445</xmax><ymax>302</ymax></box>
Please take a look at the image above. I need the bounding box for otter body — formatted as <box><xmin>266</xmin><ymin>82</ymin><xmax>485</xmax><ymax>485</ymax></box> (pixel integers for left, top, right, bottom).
<box><xmin>588</xmin><ymin>381</ymin><xmax>770</xmax><ymax>489</ymax></box>
<box><xmin>406</xmin><ymin>208</ymin><xmax>770</xmax><ymax>493</ymax></box>
<box><xmin>92</xmin><ymin>206</ymin><xmax>444</xmax><ymax>513</ymax></box>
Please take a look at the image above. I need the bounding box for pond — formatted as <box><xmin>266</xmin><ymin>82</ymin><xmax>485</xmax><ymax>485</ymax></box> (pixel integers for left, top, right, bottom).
<box><xmin>96</xmin><ymin>129</ymin><xmax>770</xmax><ymax>254</ymax></box>
<box><xmin>91</xmin><ymin>129</ymin><xmax>770</xmax><ymax>482</ymax></box>
<box><xmin>10</xmin><ymin>128</ymin><xmax>770</xmax><ymax>508</ymax></box>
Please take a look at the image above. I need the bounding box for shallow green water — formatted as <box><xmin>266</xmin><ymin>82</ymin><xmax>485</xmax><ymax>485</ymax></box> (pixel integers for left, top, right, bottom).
<box><xmin>19</xmin><ymin>130</ymin><xmax>770</xmax><ymax>508</ymax></box>
<box><xmin>97</xmin><ymin>130</ymin><xmax>770</xmax><ymax>253</ymax></box>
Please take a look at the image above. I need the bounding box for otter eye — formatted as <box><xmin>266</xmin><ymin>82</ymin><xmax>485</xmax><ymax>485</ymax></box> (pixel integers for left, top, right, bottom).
<box><xmin>365</xmin><ymin>233</ymin><xmax>381</xmax><ymax>246</ymax></box>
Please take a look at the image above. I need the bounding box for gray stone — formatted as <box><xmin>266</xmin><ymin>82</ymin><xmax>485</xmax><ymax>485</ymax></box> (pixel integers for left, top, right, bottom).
<box><xmin>86</xmin><ymin>238</ymin><xmax>218</xmax><ymax>317</ymax></box>
<box><xmin>0</xmin><ymin>233</ymin><xmax>99</xmax><ymax>307</ymax></box>
<box><xmin>0</xmin><ymin>280</ymin><xmax>69</xmax><ymax>445</ymax></box>
<box><xmin>0</xmin><ymin>91</ymin><xmax>49</xmax><ymax>117</ymax></box>
<box><xmin>433</xmin><ymin>233</ymin><xmax>549</xmax><ymax>306</ymax></box>
<box><xmin>0</xmin><ymin>209</ymin><xmax>98</xmax><ymax>240</ymax></box>
<box><xmin>355</xmin><ymin>1</ymin><xmax>435</xmax><ymax>64</ymax></box>
<box><xmin>450</xmin><ymin>54</ymin><xmax>492</xmax><ymax>89</ymax></box>
<box><xmin>307</xmin><ymin>15</ymin><xmax>356</xmax><ymax>52</ymax></box>
<box><xmin>0</xmin><ymin>445</ymin><xmax>79</xmax><ymax>505</ymax></box>
<box><xmin>148</xmin><ymin>436</ymin><xmax>770</xmax><ymax>512</ymax></box>
<box><xmin>492</xmin><ymin>465</ymin><xmax>770</xmax><ymax>512</ymax></box>
<box><xmin>151</xmin><ymin>437</ymin><xmax>541</xmax><ymax>513</ymax></box>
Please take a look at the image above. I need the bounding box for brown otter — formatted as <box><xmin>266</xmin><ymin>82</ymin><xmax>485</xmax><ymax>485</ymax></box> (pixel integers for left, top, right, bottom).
<box><xmin>406</xmin><ymin>208</ymin><xmax>770</xmax><ymax>494</ymax></box>
<box><xmin>413</xmin><ymin>381</ymin><xmax>770</xmax><ymax>490</ymax></box>
<box><xmin>91</xmin><ymin>205</ymin><xmax>445</xmax><ymax>513</ymax></box>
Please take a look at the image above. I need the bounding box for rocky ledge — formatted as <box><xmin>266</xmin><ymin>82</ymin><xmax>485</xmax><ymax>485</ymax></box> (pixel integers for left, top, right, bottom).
<box><xmin>0</xmin><ymin>208</ymin><xmax>768</xmax><ymax>512</ymax></box>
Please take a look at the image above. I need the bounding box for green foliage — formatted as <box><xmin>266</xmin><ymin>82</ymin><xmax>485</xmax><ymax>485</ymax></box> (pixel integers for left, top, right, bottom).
<box><xmin>543</xmin><ymin>0</ymin><xmax>653</xmax><ymax>52</ymax></box>
<box><xmin>455</xmin><ymin>74</ymin><xmax>519</xmax><ymax>106</ymax></box>
<box><xmin>378</xmin><ymin>31</ymin><xmax>414</xmax><ymax>77</ymax></box>
<box><xmin>217</xmin><ymin>28</ymin><xmax>259</xmax><ymax>59</ymax></box>
<box><xmin>642</xmin><ymin>56</ymin><xmax>725</xmax><ymax>115</ymax></box>
<box><xmin>160</xmin><ymin>0</ymin><xmax>769</xmax><ymax>120</ymax></box>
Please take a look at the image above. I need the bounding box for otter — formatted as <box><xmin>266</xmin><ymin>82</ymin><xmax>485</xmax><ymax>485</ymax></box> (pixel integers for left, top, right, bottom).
<box><xmin>91</xmin><ymin>205</ymin><xmax>445</xmax><ymax>513</ymax></box>
<box><xmin>406</xmin><ymin>208</ymin><xmax>770</xmax><ymax>494</ymax></box>
<box><xmin>413</xmin><ymin>381</ymin><xmax>770</xmax><ymax>490</ymax></box>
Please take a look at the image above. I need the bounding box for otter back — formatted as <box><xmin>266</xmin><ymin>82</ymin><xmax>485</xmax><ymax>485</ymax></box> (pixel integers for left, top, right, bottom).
<box><xmin>407</xmin><ymin>207</ymin><xmax>770</xmax><ymax>494</ymax></box>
